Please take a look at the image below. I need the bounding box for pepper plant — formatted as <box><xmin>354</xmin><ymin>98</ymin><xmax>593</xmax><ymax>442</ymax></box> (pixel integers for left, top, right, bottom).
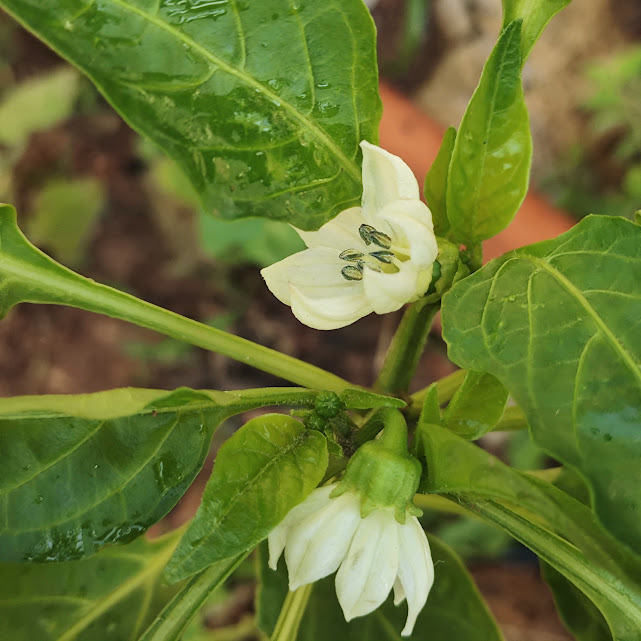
<box><xmin>0</xmin><ymin>1</ymin><xmax>640</xmax><ymax>640</ymax></box>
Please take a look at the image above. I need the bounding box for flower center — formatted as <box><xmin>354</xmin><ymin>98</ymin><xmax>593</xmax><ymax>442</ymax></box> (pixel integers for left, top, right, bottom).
<box><xmin>339</xmin><ymin>224</ymin><xmax>401</xmax><ymax>281</ymax></box>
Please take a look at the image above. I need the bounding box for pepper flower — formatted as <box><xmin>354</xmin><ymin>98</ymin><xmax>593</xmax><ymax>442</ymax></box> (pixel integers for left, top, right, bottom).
<box><xmin>261</xmin><ymin>141</ymin><xmax>438</xmax><ymax>330</ymax></box>
<box><xmin>268</xmin><ymin>411</ymin><xmax>434</xmax><ymax>636</ymax></box>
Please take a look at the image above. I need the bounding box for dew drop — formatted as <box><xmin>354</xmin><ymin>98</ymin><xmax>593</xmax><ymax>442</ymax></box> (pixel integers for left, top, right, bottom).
<box><xmin>34</xmin><ymin>495</ymin><xmax>44</xmax><ymax>504</ymax></box>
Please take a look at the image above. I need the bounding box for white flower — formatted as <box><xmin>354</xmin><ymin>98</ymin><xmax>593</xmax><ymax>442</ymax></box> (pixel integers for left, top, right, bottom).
<box><xmin>268</xmin><ymin>483</ymin><xmax>434</xmax><ymax>636</ymax></box>
<box><xmin>260</xmin><ymin>141</ymin><xmax>438</xmax><ymax>330</ymax></box>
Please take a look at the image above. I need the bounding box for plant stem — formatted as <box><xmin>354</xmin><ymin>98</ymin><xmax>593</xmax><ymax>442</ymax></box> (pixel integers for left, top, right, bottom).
<box><xmin>374</xmin><ymin>298</ymin><xmax>440</xmax><ymax>395</ymax></box>
<box><xmin>270</xmin><ymin>584</ymin><xmax>313</xmax><ymax>641</ymax></box>
<box><xmin>139</xmin><ymin>554</ymin><xmax>246</xmax><ymax>641</ymax></box>
<box><xmin>10</xmin><ymin>248</ymin><xmax>351</xmax><ymax>391</ymax></box>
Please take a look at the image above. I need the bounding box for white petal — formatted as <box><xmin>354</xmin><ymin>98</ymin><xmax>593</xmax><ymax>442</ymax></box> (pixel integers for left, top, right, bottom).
<box><xmin>362</xmin><ymin>262</ymin><xmax>427</xmax><ymax>315</ymax></box>
<box><xmin>335</xmin><ymin>508</ymin><xmax>400</xmax><ymax>621</ymax></box>
<box><xmin>378</xmin><ymin>201</ymin><xmax>438</xmax><ymax>269</ymax></box>
<box><xmin>396</xmin><ymin>516</ymin><xmax>434</xmax><ymax>637</ymax></box>
<box><xmin>393</xmin><ymin>577</ymin><xmax>406</xmax><ymax>605</ymax></box>
<box><xmin>285</xmin><ymin>492</ymin><xmax>361</xmax><ymax>590</ymax></box>
<box><xmin>290</xmin><ymin>282</ymin><xmax>372</xmax><ymax>330</ymax></box>
<box><xmin>360</xmin><ymin>141</ymin><xmax>420</xmax><ymax>223</ymax></box>
<box><xmin>267</xmin><ymin>485</ymin><xmax>337</xmax><ymax>570</ymax></box>
<box><xmin>295</xmin><ymin>207</ymin><xmax>365</xmax><ymax>250</ymax></box>
<box><xmin>260</xmin><ymin>246</ymin><xmax>357</xmax><ymax>306</ymax></box>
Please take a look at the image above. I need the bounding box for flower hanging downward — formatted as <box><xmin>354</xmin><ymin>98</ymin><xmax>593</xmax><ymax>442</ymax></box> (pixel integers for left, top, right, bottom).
<box><xmin>261</xmin><ymin>141</ymin><xmax>438</xmax><ymax>329</ymax></box>
<box><xmin>268</xmin><ymin>411</ymin><xmax>434</xmax><ymax>636</ymax></box>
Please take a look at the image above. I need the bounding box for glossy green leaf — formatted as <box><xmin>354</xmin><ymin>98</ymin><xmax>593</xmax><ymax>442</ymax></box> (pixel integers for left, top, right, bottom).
<box><xmin>27</xmin><ymin>178</ymin><xmax>105</xmax><ymax>268</ymax></box>
<box><xmin>423</xmin><ymin>129</ymin><xmax>455</xmax><ymax>237</ymax></box>
<box><xmin>442</xmin><ymin>215</ymin><xmax>641</xmax><ymax>552</ymax></box>
<box><xmin>0</xmin><ymin>203</ymin><xmax>350</xmax><ymax>391</ymax></box>
<box><xmin>442</xmin><ymin>371</ymin><xmax>508</xmax><ymax>440</ymax></box>
<box><xmin>0</xmin><ymin>530</ymin><xmax>180</xmax><ymax>641</ymax></box>
<box><xmin>417</xmin><ymin>422</ymin><xmax>641</xmax><ymax>641</ymax></box>
<box><xmin>0</xmin><ymin>386</ymin><xmax>321</xmax><ymax>562</ymax></box>
<box><xmin>502</xmin><ymin>0</ymin><xmax>572</xmax><ymax>62</ymax></box>
<box><xmin>0</xmin><ymin>66</ymin><xmax>78</xmax><ymax>148</ymax></box>
<box><xmin>165</xmin><ymin>414</ymin><xmax>328</xmax><ymax>583</ymax></box>
<box><xmin>256</xmin><ymin>535</ymin><xmax>503</xmax><ymax>641</ymax></box>
<box><xmin>423</xmin><ymin>127</ymin><xmax>456</xmax><ymax>237</ymax></box>
<box><xmin>446</xmin><ymin>20</ymin><xmax>532</xmax><ymax>244</ymax></box>
<box><xmin>0</xmin><ymin>0</ymin><xmax>381</xmax><ymax>229</ymax></box>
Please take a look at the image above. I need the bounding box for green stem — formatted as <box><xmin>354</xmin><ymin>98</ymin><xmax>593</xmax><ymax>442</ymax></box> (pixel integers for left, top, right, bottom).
<box><xmin>139</xmin><ymin>554</ymin><xmax>246</xmax><ymax>641</ymax></box>
<box><xmin>374</xmin><ymin>298</ymin><xmax>440</xmax><ymax>395</ymax></box>
<box><xmin>271</xmin><ymin>584</ymin><xmax>313</xmax><ymax>641</ymax></box>
<box><xmin>7</xmin><ymin>241</ymin><xmax>350</xmax><ymax>391</ymax></box>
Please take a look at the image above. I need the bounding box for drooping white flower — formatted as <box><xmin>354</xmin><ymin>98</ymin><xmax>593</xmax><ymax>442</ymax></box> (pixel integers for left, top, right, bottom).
<box><xmin>260</xmin><ymin>141</ymin><xmax>438</xmax><ymax>330</ymax></box>
<box><xmin>268</xmin><ymin>483</ymin><xmax>434</xmax><ymax>636</ymax></box>
<box><xmin>268</xmin><ymin>412</ymin><xmax>434</xmax><ymax>636</ymax></box>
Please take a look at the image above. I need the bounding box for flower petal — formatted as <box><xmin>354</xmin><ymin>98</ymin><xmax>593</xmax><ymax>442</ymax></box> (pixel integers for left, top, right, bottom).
<box><xmin>393</xmin><ymin>576</ymin><xmax>406</xmax><ymax>605</ymax></box>
<box><xmin>378</xmin><ymin>200</ymin><xmax>438</xmax><ymax>269</ymax></box>
<box><xmin>261</xmin><ymin>246</ymin><xmax>358</xmax><ymax>305</ymax></box>
<box><xmin>289</xmin><ymin>282</ymin><xmax>372</xmax><ymax>330</ymax></box>
<box><xmin>360</xmin><ymin>141</ymin><xmax>420</xmax><ymax>223</ymax></box>
<box><xmin>267</xmin><ymin>484</ymin><xmax>337</xmax><ymax>570</ymax></box>
<box><xmin>285</xmin><ymin>491</ymin><xmax>361</xmax><ymax>590</ymax></box>
<box><xmin>396</xmin><ymin>516</ymin><xmax>434</xmax><ymax>637</ymax></box>
<box><xmin>335</xmin><ymin>508</ymin><xmax>400</xmax><ymax>621</ymax></box>
<box><xmin>362</xmin><ymin>262</ymin><xmax>428</xmax><ymax>315</ymax></box>
<box><xmin>295</xmin><ymin>207</ymin><xmax>365</xmax><ymax>250</ymax></box>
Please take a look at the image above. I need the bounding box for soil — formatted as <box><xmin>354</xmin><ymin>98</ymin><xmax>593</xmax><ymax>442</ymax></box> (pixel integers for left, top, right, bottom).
<box><xmin>0</xmin><ymin>5</ymin><xmax>607</xmax><ymax>639</ymax></box>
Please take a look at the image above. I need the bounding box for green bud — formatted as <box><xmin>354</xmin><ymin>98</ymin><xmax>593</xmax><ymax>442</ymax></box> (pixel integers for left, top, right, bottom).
<box><xmin>332</xmin><ymin>409</ymin><xmax>422</xmax><ymax>523</ymax></box>
<box><xmin>315</xmin><ymin>391</ymin><xmax>344</xmax><ymax>419</ymax></box>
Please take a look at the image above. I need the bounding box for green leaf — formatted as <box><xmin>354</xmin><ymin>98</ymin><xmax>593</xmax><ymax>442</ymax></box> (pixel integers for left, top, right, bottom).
<box><xmin>0</xmin><ymin>386</ymin><xmax>321</xmax><ymax>562</ymax></box>
<box><xmin>446</xmin><ymin>20</ymin><xmax>532</xmax><ymax>244</ymax></box>
<box><xmin>256</xmin><ymin>536</ymin><xmax>502</xmax><ymax>641</ymax></box>
<box><xmin>26</xmin><ymin>178</ymin><xmax>105</xmax><ymax>268</ymax></box>
<box><xmin>441</xmin><ymin>215</ymin><xmax>641</xmax><ymax>553</ymax></box>
<box><xmin>0</xmin><ymin>0</ymin><xmax>381</xmax><ymax>229</ymax></box>
<box><xmin>0</xmin><ymin>66</ymin><xmax>78</xmax><ymax>148</ymax></box>
<box><xmin>338</xmin><ymin>388</ymin><xmax>406</xmax><ymax>410</ymax></box>
<box><xmin>502</xmin><ymin>0</ymin><xmax>572</xmax><ymax>63</ymax></box>
<box><xmin>417</xmin><ymin>422</ymin><xmax>641</xmax><ymax>641</ymax></box>
<box><xmin>0</xmin><ymin>203</ymin><xmax>350</xmax><ymax>391</ymax></box>
<box><xmin>147</xmin><ymin>154</ymin><xmax>305</xmax><ymax>268</ymax></box>
<box><xmin>442</xmin><ymin>371</ymin><xmax>508</xmax><ymax>440</ymax></box>
<box><xmin>423</xmin><ymin>126</ymin><xmax>456</xmax><ymax>237</ymax></box>
<box><xmin>541</xmin><ymin>563</ymin><xmax>612</xmax><ymax>641</ymax></box>
<box><xmin>139</xmin><ymin>554</ymin><xmax>246</xmax><ymax>641</ymax></box>
<box><xmin>165</xmin><ymin>414</ymin><xmax>328</xmax><ymax>583</ymax></box>
<box><xmin>0</xmin><ymin>530</ymin><xmax>180</xmax><ymax>641</ymax></box>
<box><xmin>539</xmin><ymin>467</ymin><xmax>611</xmax><ymax>641</ymax></box>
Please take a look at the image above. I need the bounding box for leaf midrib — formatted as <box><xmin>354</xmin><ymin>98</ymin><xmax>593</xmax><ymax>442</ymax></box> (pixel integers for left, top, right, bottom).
<box><xmin>171</xmin><ymin>428</ymin><xmax>316</xmax><ymax>575</ymax></box>
<box><xmin>107</xmin><ymin>0</ymin><xmax>361</xmax><ymax>182</ymax></box>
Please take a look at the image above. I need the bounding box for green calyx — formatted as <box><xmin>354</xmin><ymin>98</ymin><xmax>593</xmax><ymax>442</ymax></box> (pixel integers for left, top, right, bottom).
<box><xmin>331</xmin><ymin>409</ymin><xmax>422</xmax><ymax>523</ymax></box>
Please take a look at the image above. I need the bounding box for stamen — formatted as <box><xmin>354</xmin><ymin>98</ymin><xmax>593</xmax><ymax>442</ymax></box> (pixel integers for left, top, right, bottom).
<box><xmin>369</xmin><ymin>250</ymin><xmax>395</xmax><ymax>264</ymax></box>
<box><xmin>339</xmin><ymin>249</ymin><xmax>365</xmax><ymax>262</ymax></box>
<box><xmin>341</xmin><ymin>264</ymin><xmax>364</xmax><ymax>281</ymax></box>
<box><xmin>359</xmin><ymin>224</ymin><xmax>376</xmax><ymax>246</ymax></box>
<box><xmin>358</xmin><ymin>224</ymin><xmax>392</xmax><ymax>249</ymax></box>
